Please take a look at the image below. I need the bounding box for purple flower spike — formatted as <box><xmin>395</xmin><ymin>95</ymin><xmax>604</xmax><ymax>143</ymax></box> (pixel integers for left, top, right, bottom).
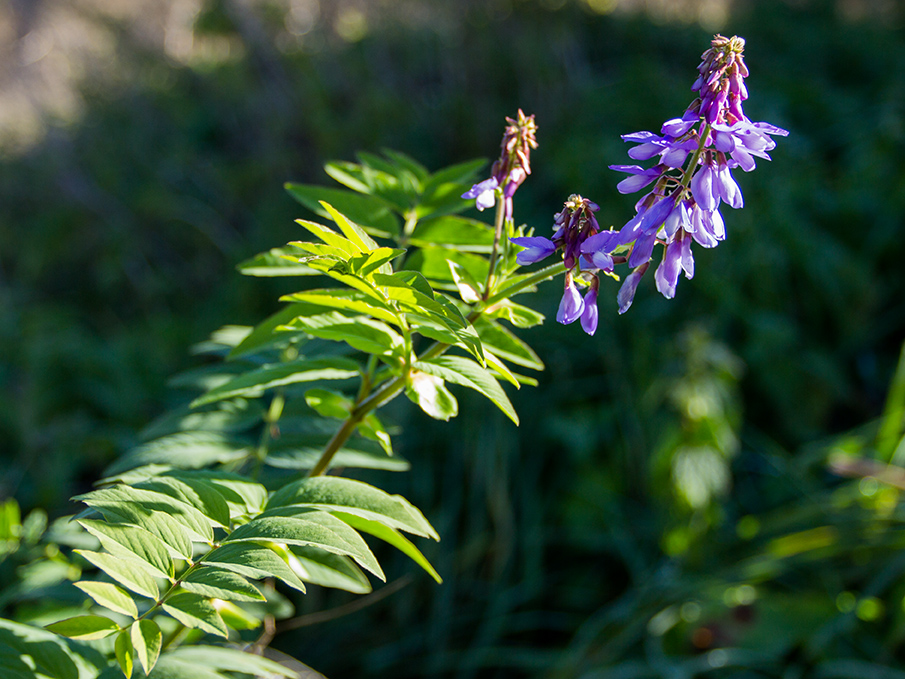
<box><xmin>580</xmin><ymin>287</ymin><xmax>599</xmax><ymax>335</ymax></box>
<box><xmin>461</xmin><ymin>177</ymin><xmax>499</xmax><ymax>211</ymax></box>
<box><xmin>557</xmin><ymin>277</ymin><xmax>585</xmax><ymax>325</ymax></box>
<box><xmin>510</xmin><ymin>236</ymin><xmax>556</xmax><ymax>266</ymax></box>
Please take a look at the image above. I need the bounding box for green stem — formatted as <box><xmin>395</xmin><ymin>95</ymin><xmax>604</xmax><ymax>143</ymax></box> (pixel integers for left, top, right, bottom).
<box><xmin>680</xmin><ymin>122</ymin><xmax>712</xmax><ymax>189</ymax></box>
<box><xmin>307</xmin><ymin>260</ymin><xmax>564</xmax><ymax>477</ymax></box>
<box><xmin>137</xmin><ymin>544</ymin><xmax>220</xmax><ymax>627</ymax></box>
<box><xmin>483</xmin><ymin>261</ymin><xmax>567</xmax><ymax>307</ymax></box>
<box><xmin>482</xmin><ymin>195</ymin><xmax>507</xmax><ymax>300</ymax></box>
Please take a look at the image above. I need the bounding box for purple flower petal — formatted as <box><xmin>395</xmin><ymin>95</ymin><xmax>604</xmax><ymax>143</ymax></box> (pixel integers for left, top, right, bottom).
<box><xmin>556</xmin><ymin>279</ymin><xmax>585</xmax><ymax>325</ymax></box>
<box><xmin>691</xmin><ymin>161</ymin><xmax>718</xmax><ymax>211</ymax></box>
<box><xmin>462</xmin><ymin>177</ymin><xmax>499</xmax><ymax>211</ymax></box>
<box><xmin>580</xmin><ymin>287</ymin><xmax>598</xmax><ymax>335</ymax></box>
<box><xmin>655</xmin><ymin>239</ymin><xmax>683</xmax><ymax>299</ymax></box>
<box><xmin>680</xmin><ymin>235</ymin><xmax>695</xmax><ymax>279</ymax></box>
<box><xmin>716</xmin><ymin>162</ymin><xmax>743</xmax><ymax>208</ymax></box>
<box><xmin>629</xmin><ymin>230</ymin><xmax>658</xmax><ymax>268</ymax></box>
<box><xmin>510</xmin><ymin>236</ymin><xmax>556</xmax><ymax>266</ymax></box>
<box><xmin>617</xmin><ymin>263</ymin><xmax>649</xmax><ymax>315</ymax></box>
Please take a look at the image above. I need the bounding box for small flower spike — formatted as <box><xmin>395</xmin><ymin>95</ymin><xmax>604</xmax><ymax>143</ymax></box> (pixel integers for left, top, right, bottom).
<box><xmin>462</xmin><ymin>109</ymin><xmax>538</xmax><ymax>221</ymax></box>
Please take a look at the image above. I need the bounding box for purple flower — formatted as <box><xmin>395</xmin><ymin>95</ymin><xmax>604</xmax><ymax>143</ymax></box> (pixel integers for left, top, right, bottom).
<box><xmin>654</xmin><ymin>238</ymin><xmax>683</xmax><ymax>299</ymax></box>
<box><xmin>617</xmin><ymin>263</ymin><xmax>649</xmax><ymax>315</ymax></box>
<box><xmin>510</xmin><ymin>236</ymin><xmax>556</xmax><ymax>266</ymax></box>
<box><xmin>461</xmin><ymin>177</ymin><xmax>499</xmax><ymax>211</ymax></box>
<box><xmin>610</xmin><ymin>165</ymin><xmax>665</xmax><ymax>194</ymax></box>
<box><xmin>557</xmin><ymin>277</ymin><xmax>585</xmax><ymax>325</ymax></box>
<box><xmin>580</xmin><ymin>286</ymin><xmax>599</xmax><ymax>335</ymax></box>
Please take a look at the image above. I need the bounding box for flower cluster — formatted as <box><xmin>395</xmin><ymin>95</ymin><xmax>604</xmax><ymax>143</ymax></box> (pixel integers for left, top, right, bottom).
<box><xmin>582</xmin><ymin>34</ymin><xmax>788</xmax><ymax>313</ymax></box>
<box><xmin>511</xmin><ymin>195</ymin><xmax>610</xmax><ymax>335</ymax></box>
<box><xmin>462</xmin><ymin>109</ymin><xmax>538</xmax><ymax>221</ymax></box>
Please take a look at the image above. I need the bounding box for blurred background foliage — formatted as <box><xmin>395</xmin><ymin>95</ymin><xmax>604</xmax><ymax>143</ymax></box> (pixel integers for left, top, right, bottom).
<box><xmin>2</xmin><ymin>0</ymin><xmax>905</xmax><ymax>676</ymax></box>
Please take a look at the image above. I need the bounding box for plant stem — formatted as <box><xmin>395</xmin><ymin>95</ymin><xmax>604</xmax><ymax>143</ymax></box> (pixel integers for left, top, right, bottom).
<box><xmin>680</xmin><ymin>122</ymin><xmax>712</xmax><ymax>189</ymax></box>
<box><xmin>482</xmin><ymin>196</ymin><xmax>507</xmax><ymax>300</ymax></box>
<box><xmin>483</xmin><ymin>261</ymin><xmax>566</xmax><ymax>307</ymax></box>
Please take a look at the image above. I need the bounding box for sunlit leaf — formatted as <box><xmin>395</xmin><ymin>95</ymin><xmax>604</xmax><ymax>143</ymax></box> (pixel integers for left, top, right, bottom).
<box><xmin>45</xmin><ymin>615</ymin><xmax>119</xmax><ymax>641</ymax></box>
<box><xmin>74</xmin><ymin>581</ymin><xmax>139</xmax><ymax>619</ymax></box>
<box><xmin>414</xmin><ymin>356</ymin><xmax>518</xmax><ymax>424</ymax></box>
<box><xmin>130</xmin><ymin>619</ymin><xmax>161</xmax><ymax>676</ymax></box>
<box><xmin>267</xmin><ymin>476</ymin><xmax>438</xmax><ymax>539</ymax></box>
<box><xmin>161</xmin><ymin>592</ymin><xmax>228</xmax><ymax>638</ymax></box>
<box><xmin>190</xmin><ymin>357</ymin><xmax>360</xmax><ymax>408</ymax></box>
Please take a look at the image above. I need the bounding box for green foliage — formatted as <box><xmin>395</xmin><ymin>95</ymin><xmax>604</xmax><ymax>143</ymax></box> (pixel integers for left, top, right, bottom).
<box><xmin>0</xmin><ymin>149</ymin><xmax>558</xmax><ymax>676</ymax></box>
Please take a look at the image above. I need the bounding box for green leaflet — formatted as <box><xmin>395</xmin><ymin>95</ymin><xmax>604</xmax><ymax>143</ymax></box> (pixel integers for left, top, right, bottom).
<box><xmin>203</xmin><ymin>542</ymin><xmax>306</xmax><ymax>593</ymax></box>
<box><xmin>104</xmin><ymin>431</ymin><xmax>250</xmax><ymax>476</ymax></box>
<box><xmin>414</xmin><ymin>355</ymin><xmax>519</xmax><ymax>424</ymax></box>
<box><xmin>190</xmin><ymin>357</ymin><xmax>360</xmax><ymax>408</ymax></box>
<box><xmin>165</xmin><ymin>470</ymin><xmax>267</xmax><ymax>517</ymax></box>
<box><xmin>321</xmin><ymin>201</ymin><xmax>381</xmax><ymax>252</ymax></box>
<box><xmin>115</xmin><ymin>629</ymin><xmax>133</xmax><ymax>679</ymax></box>
<box><xmin>74</xmin><ymin>581</ymin><xmax>138</xmax><ymax>619</ymax></box>
<box><xmin>75</xmin><ymin>485</ymin><xmax>214</xmax><ymax>545</ymax></box>
<box><xmin>161</xmin><ymin>592</ymin><xmax>228</xmax><ymax>638</ymax></box>
<box><xmin>73</xmin><ymin>550</ymin><xmax>159</xmax><ymax>600</ymax></box>
<box><xmin>130</xmin><ymin>619</ymin><xmax>161</xmax><ymax>676</ymax></box>
<box><xmin>408</xmin><ymin>215</ymin><xmax>495</xmax><ymax>251</ymax></box>
<box><xmin>406</xmin><ymin>370</ymin><xmax>459</xmax><ymax>421</ymax></box>
<box><xmin>266</xmin><ymin>476</ymin><xmax>439</xmax><ymax>540</ymax></box>
<box><xmin>138</xmin><ymin>476</ymin><xmax>231</xmax><ymax>528</ymax></box>
<box><xmin>78</xmin><ymin>520</ymin><xmax>174</xmax><ymax>579</ymax></box>
<box><xmin>223</xmin><ymin>512</ymin><xmax>384</xmax><ymax>580</ymax></box>
<box><xmin>293</xmin><ymin>218</ymin><xmax>362</xmax><ymax>257</ymax></box>
<box><xmin>421</xmin><ymin>157</ymin><xmax>485</xmax><ymax>195</ymax></box>
<box><xmin>235</xmin><ymin>247</ymin><xmax>319</xmax><ymax>277</ymax></box>
<box><xmin>337</xmin><ymin>513</ymin><xmax>442</xmax><ymax>584</ymax></box>
<box><xmin>286</xmin><ymin>312</ymin><xmax>404</xmax><ymax>356</ymax></box>
<box><xmin>45</xmin><ymin>615</ymin><xmax>120</xmax><ymax>641</ymax></box>
<box><xmin>474</xmin><ymin>318</ymin><xmax>545</xmax><ymax>371</ymax></box>
<box><xmin>227</xmin><ymin>302</ymin><xmax>322</xmax><ymax>359</ymax></box>
<box><xmin>158</xmin><ymin>646</ymin><xmax>297</xmax><ymax>678</ymax></box>
<box><xmin>281</xmin><ymin>289</ymin><xmax>400</xmax><ymax>325</ymax></box>
<box><xmin>348</xmin><ymin>247</ymin><xmax>405</xmax><ymax>278</ymax></box>
<box><xmin>181</xmin><ymin>566</ymin><xmax>265</xmax><ymax>602</ymax></box>
<box><xmin>287</xmin><ymin>546</ymin><xmax>372</xmax><ymax>594</ymax></box>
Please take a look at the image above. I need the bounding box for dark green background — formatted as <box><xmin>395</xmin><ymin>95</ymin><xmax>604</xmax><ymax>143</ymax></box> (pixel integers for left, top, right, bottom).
<box><xmin>2</xmin><ymin>0</ymin><xmax>905</xmax><ymax>676</ymax></box>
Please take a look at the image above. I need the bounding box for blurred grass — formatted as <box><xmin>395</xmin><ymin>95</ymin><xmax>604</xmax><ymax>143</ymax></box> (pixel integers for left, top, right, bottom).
<box><xmin>2</xmin><ymin>0</ymin><xmax>905</xmax><ymax>676</ymax></box>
